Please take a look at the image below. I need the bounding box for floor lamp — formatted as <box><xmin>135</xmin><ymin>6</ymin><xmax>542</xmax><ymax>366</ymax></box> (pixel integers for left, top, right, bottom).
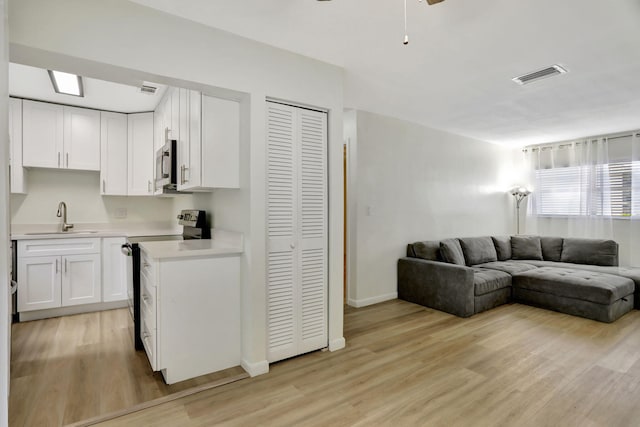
<box><xmin>510</xmin><ymin>187</ymin><xmax>531</xmax><ymax>235</ymax></box>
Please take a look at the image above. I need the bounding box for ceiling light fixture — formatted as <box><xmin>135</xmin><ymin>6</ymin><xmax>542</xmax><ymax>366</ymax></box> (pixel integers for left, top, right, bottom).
<box><xmin>48</xmin><ymin>70</ymin><xmax>84</xmax><ymax>97</ymax></box>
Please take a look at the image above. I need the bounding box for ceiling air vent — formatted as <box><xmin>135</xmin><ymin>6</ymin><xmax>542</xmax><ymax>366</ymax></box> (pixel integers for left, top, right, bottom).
<box><xmin>512</xmin><ymin>64</ymin><xmax>568</xmax><ymax>85</ymax></box>
<box><xmin>140</xmin><ymin>84</ymin><xmax>157</xmax><ymax>94</ymax></box>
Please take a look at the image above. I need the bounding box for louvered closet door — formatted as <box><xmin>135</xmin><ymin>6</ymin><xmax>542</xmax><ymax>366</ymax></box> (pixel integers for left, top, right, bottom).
<box><xmin>266</xmin><ymin>102</ymin><xmax>328</xmax><ymax>363</ymax></box>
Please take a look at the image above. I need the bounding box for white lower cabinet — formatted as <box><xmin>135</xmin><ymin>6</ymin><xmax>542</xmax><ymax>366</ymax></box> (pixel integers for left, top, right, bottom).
<box><xmin>17</xmin><ymin>256</ymin><xmax>60</xmax><ymax>312</ymax></box>
<box><xmin>139</xmin><ymin>248</ymin><xmax>241</xmax><ymax>384</ymax></box>
<box><xmin>61</xmin><ymin>254</ymin><xmax>101</xmax><ymax>306</ymax></box>
<box><xmin>17</xmin><ymin>238</ymin><xmax>104</xmax><ymax>313</ymax></box>
<box><xmin>102</xmin><ymin>237</ymin><xmax>128</xmax><ymax>302</ymax></box>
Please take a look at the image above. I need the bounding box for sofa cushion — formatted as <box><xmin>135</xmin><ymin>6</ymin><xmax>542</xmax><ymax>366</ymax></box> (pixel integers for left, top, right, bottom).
<box><xmin>540</xmin><ymin>237</ymin><xmax>563</xmax><ymax>262</ymax></box>
<box><xmin>475</xmin><ymin>261</ymin><xmax>539</xmax><ymax>275</ymax></box>
<box><xmin>439</xmin><ymin>239</ymin><xmax>466</xmax><ymax>265</ymax></box>
<box><xmin>491</xmin><ymin>236</ymin><xmax>512</xmax><ymax>261</ymax></box>
<box><xmin>459</xmin><ymin>237</ymin><xmax>498</xmax><ymax>266</ymax></box>
<box><xmin>511</xmin><ymin>235</ymin><xmax>543</xmax><ymax>260</ymax></box>
<box><xmin>561</xmin><ymin>238</ymin><xmax>618</xmax><ymax>266</ymax></box>
<box><xmin>513</xmin><ymin>267</ymin><xmax>634</xmax><ymax>305</ymax></box>
<box><xmin>412</xmin><ymin>241</ymin><xmax>441</xmax><ymax>261</ymax></box>
<box><xmin>472</xmin><ymin>268</ymin><xmax>512</xmax><ymax>296</ymax></box>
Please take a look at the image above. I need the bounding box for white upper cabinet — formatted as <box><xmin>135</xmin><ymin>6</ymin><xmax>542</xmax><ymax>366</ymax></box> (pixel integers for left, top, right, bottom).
<box><xmin>201</xmin><ymin>95</ymin><xmax>240</xmax><ymax>189</ymax></box>
<box><xmin>176</xmin><ymin>92</ymin><xmax>240</xmax><ymax>191</ymax></box>
<box><xmin>100</xmin><ymin>112</ymin><xmax>128</xmax><ymax>196</ymax></box>
<box><xmin>22</xmin><ymin>100</ymin><xmax>100</xmax><ymax>171</ymax></box>
<box><xmin>22</xmin><ymin>100</ymin><xmax>64</xmax><ymax>169</ymax></box>
<box><xmin>9</xmin><ymin>98</ymin><xmax>27</xmax><ymax>194</ymax></box>
<box><xmin>63</xmin><ymin>106</ymin><xmax>101</xmax><ymax>171</ymax></box>
<box><xmin>128</xmin><ymin>112</ymin><xmax>155</xmax><ymax>196</ymax></box>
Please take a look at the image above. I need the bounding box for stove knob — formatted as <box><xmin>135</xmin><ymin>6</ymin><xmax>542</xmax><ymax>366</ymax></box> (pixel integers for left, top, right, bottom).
<box><xmin>177</xmin><ymin>214</ymin><xmax>184</xmax><ymax>220</ymax></box>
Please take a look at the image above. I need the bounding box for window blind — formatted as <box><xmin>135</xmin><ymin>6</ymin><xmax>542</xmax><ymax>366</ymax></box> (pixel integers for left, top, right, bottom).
<box><xmin>534</xmin><ymin>161</ymin><xmax>640</xmax><ymax>217</ymax></box>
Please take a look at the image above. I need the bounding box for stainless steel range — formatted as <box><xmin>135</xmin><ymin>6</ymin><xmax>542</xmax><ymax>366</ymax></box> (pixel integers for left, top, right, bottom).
<box><xmin>121</xmin><ymin>209</ymin><xmax>209</xmax><ymax>350</ymax></box>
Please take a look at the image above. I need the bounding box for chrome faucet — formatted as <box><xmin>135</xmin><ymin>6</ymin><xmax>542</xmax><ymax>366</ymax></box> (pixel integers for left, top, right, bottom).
<box><xmin>56</xmin><ymin>201</ymin><xmax>74</xmax><ymax>232</ymax></box>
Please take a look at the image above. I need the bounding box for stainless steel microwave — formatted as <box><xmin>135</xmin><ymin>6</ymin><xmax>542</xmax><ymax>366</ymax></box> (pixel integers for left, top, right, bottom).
<box><xmin>155</xmin><ymin>139</ymin><xmax>177</xmax><ymax>191</ymax></box>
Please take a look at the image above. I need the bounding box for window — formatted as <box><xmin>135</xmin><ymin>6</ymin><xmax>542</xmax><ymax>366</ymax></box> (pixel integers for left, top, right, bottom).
<box><xmin>534</xmin><ymin>161</ymin><xmax>640</xmax><ymax>217</ymax></box>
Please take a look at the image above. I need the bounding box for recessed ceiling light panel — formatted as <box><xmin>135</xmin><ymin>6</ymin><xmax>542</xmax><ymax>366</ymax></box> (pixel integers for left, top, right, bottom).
<box><xmin>48</xmin><ymin>69</ymin><xmax>84</xmax><ymax>97</ymax></box>
<box><xmin>512</xmin><ymin>64</ymin><xmax>568</xmax><ymax>86</ymax></box>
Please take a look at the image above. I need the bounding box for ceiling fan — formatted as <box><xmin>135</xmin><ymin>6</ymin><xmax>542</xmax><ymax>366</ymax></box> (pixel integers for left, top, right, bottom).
<box><xmin>317</xmin><ymin>0</ymin><xmax>447</xmax><ymax>44</ymax></box>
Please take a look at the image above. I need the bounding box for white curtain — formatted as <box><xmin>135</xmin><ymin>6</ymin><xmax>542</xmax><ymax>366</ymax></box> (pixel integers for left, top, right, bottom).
<box><xmin>524</xmin><ymin>137</ymin><xmax>613</xmax><ymax>238</ymax></box>
<box><xmin>524</xmin><ymin>133</ymin><xmax>640</xmax><ymax>266</ymax></box>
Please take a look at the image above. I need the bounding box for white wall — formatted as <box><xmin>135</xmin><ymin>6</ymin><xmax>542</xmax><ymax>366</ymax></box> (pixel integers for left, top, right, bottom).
<box><xmin>346</xmin><ymin>110</ymin><xmax>518</xmax><ymax>307</ymax></box>
<box><xmin>0</xmin><ymin>0</ymin><xmax>9</xmax><ymax>424</ymax></box>
<box><xmin>9</xmin><ymin>0</ymin><xmax>345</xmax><ymax>376</ymax></box>
<box><xmin>10</xmin><ymin>169</ymin><xmax>176</xmax><ymax>226</ymax></box>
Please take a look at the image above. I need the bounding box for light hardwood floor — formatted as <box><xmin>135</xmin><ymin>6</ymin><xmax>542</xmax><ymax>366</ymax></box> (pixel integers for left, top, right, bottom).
<box><xmin>9</xmin><ymin>308</ymin><xmax>246</xmax><ymax>426</ymax></box>
<box><xmin>93</xmin><ymin>300</ymin><xmax>640</xmax><ymax>427</ymax></box>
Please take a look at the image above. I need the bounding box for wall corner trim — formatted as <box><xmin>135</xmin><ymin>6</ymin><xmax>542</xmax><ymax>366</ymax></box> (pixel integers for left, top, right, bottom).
<box><xmin>241</xmin><ymin>359</ymin><xmax>269</xmax><ymax>377</ymax></box>
<box><xmin>329</xmin><ymin>337</ymin><xmax>346</xmax><ymax>351</ymax></box>
<box><xmin>347</xmin><ymin>292</ymin><xmax>398</xmax><ymax>308</ymax></box>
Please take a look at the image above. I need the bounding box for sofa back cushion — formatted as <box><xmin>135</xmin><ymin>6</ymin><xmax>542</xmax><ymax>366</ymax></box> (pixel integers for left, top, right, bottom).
<box><xmin>491</xmin><ymin>236</ymin><xmax>512</xmax><ymax>261</ymax></box>
<box><xmin>511</xmin><ymin>235</ymin><xmax>543</xmax><ymax>260</ymax></box>
<box><xmin>560</xmin><ymin>238</ymin><xmax>618</xmax><ymax>266</ymax></box>
<box><xmin>411</xmin><ymin>241</ymin><xmax>442</xmax><ymax>261</ymax></box>
<box><xmin>459</xmin><ymin>237</ymin><xmax>498</xmax><ymax>266</ymax></box>
<box><xmin>540</xmin><ymin>237</ymin><xmax>563</xmax><ymax>261</ymax></box>
<box><xmin>439</xmin><ymin>239</ymin><xmax>466</xmax><ymax>265</ymax></box>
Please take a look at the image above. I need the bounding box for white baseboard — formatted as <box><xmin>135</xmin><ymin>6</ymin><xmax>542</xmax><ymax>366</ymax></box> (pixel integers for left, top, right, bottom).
<box><xmin>19</xmin><ymin>300</ymin><xmax>129</xmax><ymax>322</ymax></box>
<box><xmin>241</xmin><ymin>359</ymin><xmax>269</xmax><ymax>377</ymax></box>
<box><xmin>347</xmin><ymin>292</ymin><xmax>397</xmax><ymax>308</ymax></box>
<box><xmin>329</xmin><ymin>337</ymin><xmax>346</xmax><ymax>351</ymax></box>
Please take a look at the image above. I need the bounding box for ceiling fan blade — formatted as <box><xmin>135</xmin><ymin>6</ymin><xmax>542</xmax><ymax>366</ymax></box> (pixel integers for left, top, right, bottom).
<box><xmin>426</xmin><ymin>0</ymin><xmax>446</xmax><ymax>4</ymax></box>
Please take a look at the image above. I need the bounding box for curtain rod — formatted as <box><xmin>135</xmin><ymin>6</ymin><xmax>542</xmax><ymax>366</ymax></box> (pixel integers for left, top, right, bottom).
<box><xmin>522</xmin><ymin>132</ymin><xmax>640</xmax><ymax>153</ymax></box>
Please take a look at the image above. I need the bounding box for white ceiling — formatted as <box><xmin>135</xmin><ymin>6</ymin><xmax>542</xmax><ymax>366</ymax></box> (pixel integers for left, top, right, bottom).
<box><xmin>9</xmin><ymin>63</ymin><xmax>167</xmax><ymax>113</ymax></box>
<box><xmin>130</xmin><ymin>0</ymin><xmax>640</xmax><ymax>147</ymax></box>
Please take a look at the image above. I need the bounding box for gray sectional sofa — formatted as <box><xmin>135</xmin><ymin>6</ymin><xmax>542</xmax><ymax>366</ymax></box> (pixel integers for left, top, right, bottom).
<box><xmin>398</xmin><ymin>235</ymin><xmax>640</xmax><ymax>323</ymax></box>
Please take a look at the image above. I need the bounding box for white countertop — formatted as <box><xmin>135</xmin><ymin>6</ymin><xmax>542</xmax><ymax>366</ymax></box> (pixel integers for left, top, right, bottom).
<box><xmin>11</xmin><ymin>222</ymin><xmax>181</xmax><ymax>240</ymax></box>
<box><xmin>139</xmin><ymin>230</ymin><xmax>243</xmax><ymax>260</ymax></box>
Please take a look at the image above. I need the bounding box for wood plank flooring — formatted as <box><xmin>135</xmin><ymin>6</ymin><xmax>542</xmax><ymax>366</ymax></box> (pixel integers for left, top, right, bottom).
<box><xmin>93</xmin><ymin>300</ymin><xmax>640</xmax><ymax>427</ymax></box>
<box><xmin>9</xmin><ymin>308</ymin><xmax>246</xmax><ymax>426</ymax></box>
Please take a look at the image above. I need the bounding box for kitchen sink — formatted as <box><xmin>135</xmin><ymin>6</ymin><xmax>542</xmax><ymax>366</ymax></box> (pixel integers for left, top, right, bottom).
<box><xmin>24</xmin><ymin>230</ymin><xmax>99</xmax><ymax>235</ymax></box>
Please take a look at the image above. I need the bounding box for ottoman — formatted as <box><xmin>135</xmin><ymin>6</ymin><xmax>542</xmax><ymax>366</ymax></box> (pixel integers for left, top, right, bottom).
<box><xmin>512</xmin><ymin>267</ymin><xmax>634</xmax><ymax>323</ymax></box>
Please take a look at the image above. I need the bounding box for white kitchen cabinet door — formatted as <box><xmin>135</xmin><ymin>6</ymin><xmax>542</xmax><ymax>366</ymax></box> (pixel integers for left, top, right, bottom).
<box><xmin>127</xmin><ymin>112</ymin><xmax>155</xmax><ymax>196</ymax></box>
<box><xmin>101</xmin><ymin>237</ymin><xmax>128</xmax><ymax>302</ymax></box>
<box><xmin>177</xmin><ymin>88</ymin><xmax>191</xmax><ymax>191</ymax></box>
<box><xmin>266</xmin><ymin>102</ymin><xmax>328</xmax><ymax>363</ymax></box>
<box><xmin>9</xmin><ymin>98</ymin><xmax>27</xmax><ymax>194</ymax></box>
<box><xmin>171</xmin><ymin>87</ymin><xmax>180</xmax><ymax>141</ymax></box>
<box><xmin>201</xmin><ymin>95</ymin><xmax>240</xmax><ymax>189</ymax></box>
<box><xmin>61</xmin><ymin>254</ymin><xmax>101</xmax><ymax>306</ymax></box>
<box><xmin>185</xmin><ymin>90</ymin><xmax>202</xmax><ymax>189</ymax></box>
<box><xmin>17</xmin><ymin>256</ymin><xmax>61</xmax><ymax>312</ymax></box>
<box><xmin>100</xmin><ymin>112</ymin><xmax>128</xmax><ymax>196</ymax></box>
<box><xmin>22</xmin><ymin>100</ymin><xmax>64</xmax><ymax>169</ymax></box>
<box><xmin>63</xmin><ymin>106</ymin><xmax>101</xmax><ymax>171</ymax></box>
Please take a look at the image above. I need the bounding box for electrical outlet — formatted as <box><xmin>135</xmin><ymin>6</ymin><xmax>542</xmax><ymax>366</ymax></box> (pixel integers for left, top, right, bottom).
<box><xmin>114</xmin><ymin>208</ymin><xmax>128</xmax><ymax>219</ymax></box>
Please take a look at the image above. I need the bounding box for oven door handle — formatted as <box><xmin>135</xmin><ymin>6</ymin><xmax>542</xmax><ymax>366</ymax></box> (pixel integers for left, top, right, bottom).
<box><xmin>121</xmin><ymin>244</ymin><xmax>133</xmax><ymax>256</ymax></box>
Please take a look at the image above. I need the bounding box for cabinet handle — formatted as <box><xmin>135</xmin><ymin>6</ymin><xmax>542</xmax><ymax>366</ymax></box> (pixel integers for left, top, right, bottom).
<box><xmin>102</xmin><ymin>180</ymin><xmax>106</xmax><ymax>193</ymax></box>
<box><xmin>64</xmin><ymin>259</ymin><xmax>68</xmax><ymax>273</ymax></box>
<box><xmin>290</xmin><ymin>243</ymin><xmax>295</xmax><ymax>249</ymax></box>
<box><xmin>58</xmin><ymin>152</ymin><xmax>61</xmax><ymax>168</ymax></box>
<box><xmin>165</xmin><ymin>127</ymin><xmax>170</xmax><ymax>142</ymax></box>
<box><xmin>66</xmin><ymin>153</ymin><xmax>69</xmax><ymax>167</ymax></box>
<box><xmin>181</xmin><ymin>165</ymin><xmax>189</xmax><ymax>184</ymax></box>
<box><xmin>55</xmin><ymin>259</ymin><xmax>59</xmax><ymax>273</ymax></box>
<box><xmin>143</xmin><ymin>262</ymin><xmax>150</xmax><ymax>268</ymax></box>
<box><xmin>147</xmin><ymin>180</ymin><xmax>151</xmax><ymax>193</ymax></box>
